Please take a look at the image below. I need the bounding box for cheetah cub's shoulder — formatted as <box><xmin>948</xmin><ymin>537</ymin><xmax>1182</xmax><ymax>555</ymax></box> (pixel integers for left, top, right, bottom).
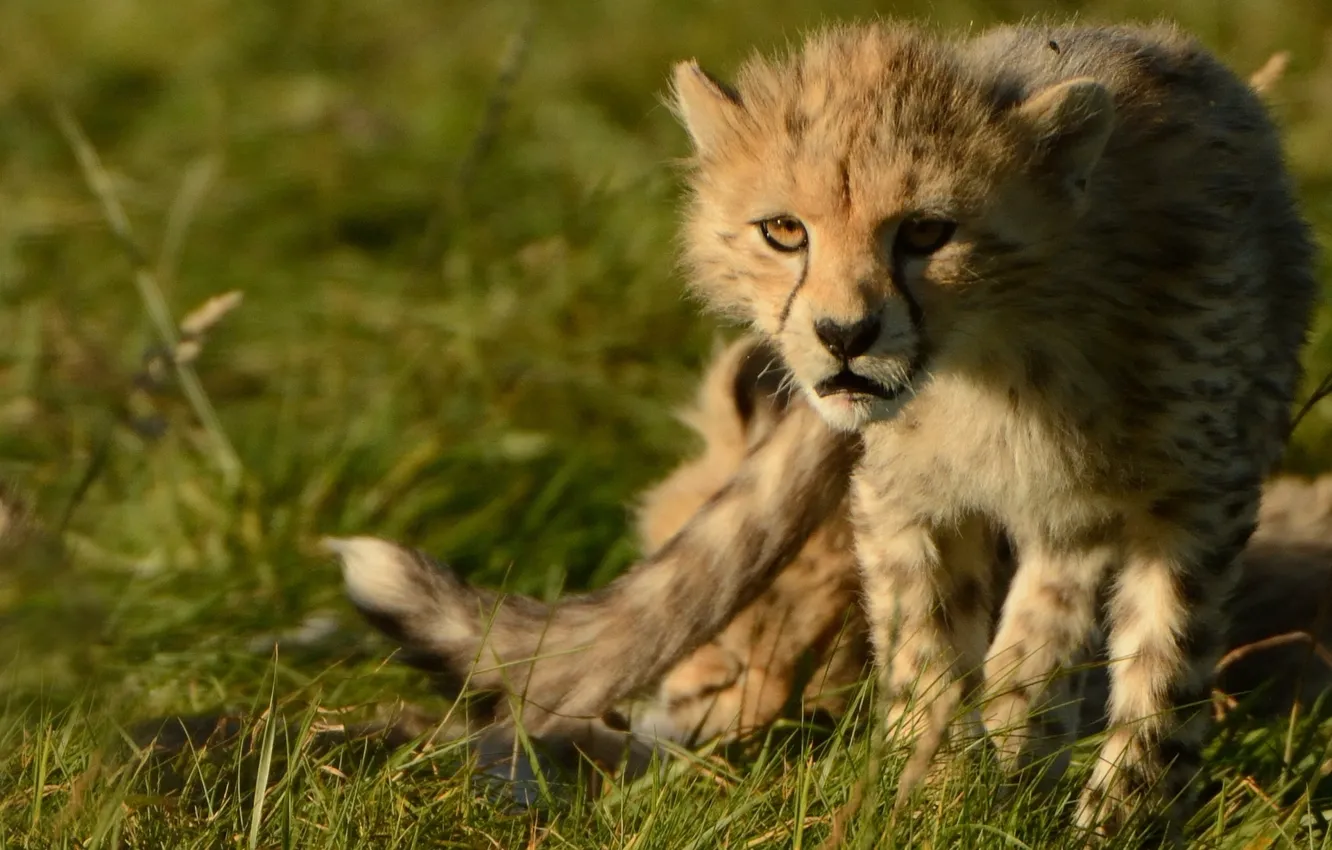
<box><xmin>672</xmin><ymin>20</ymin><xmax>1316</xmax><ymax>839</ymax></box>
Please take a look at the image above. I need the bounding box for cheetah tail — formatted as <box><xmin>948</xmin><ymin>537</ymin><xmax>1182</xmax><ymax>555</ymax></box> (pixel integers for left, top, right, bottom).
<box><xmin>326</xmin><ymin>398</ymin><xmax>859</xmax><ymax>734</ymax></box>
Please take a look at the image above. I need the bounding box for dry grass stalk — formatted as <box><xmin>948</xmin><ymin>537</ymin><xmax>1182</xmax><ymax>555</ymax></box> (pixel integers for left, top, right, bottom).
<box><xmin>1250</xmin><ymin>51</ymin><xmax>1292</xmax><ymax>96</ymax></box>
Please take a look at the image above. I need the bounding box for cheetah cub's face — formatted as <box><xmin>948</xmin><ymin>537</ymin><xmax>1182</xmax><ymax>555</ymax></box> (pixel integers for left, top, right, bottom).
<box><xmin>672</xmin><ymin>27</ymin><xmax>1113</xmax><ymax>431</ymax></box>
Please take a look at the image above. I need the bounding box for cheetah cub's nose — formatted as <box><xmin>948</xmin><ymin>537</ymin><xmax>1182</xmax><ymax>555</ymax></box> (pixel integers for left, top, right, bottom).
<box><xmin>814</xmin><ymin>315</ymin><xmax>881</xmax><ymax>360</ymax></box>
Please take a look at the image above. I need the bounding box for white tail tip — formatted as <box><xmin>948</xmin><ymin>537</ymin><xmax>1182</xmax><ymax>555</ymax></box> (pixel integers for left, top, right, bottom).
<box><xmin>322</xmin><ymin>535</ymin><xmax>419</xmax><ymax>614</ymax></box>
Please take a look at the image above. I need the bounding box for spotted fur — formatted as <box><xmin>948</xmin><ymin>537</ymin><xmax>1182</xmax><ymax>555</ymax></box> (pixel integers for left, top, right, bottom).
<box><xmin>669</xmin><ymin>21</ymin><xmax>1315</xmax><ymax>839</ymax></box>
<box><xmin>620</xmin><ymin>48</ymin><xmax>1299</xmax><ymax>750</ymax></box>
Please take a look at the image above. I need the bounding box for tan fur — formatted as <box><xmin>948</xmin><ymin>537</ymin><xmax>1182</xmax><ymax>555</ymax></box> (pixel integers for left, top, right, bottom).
<box><xmin>670</xmin><ymin>22</ymin><xmax>1315</xmax><ymax>840</ymax></box>
<box><xmin>627</xmin><ymin>47</ymin><xmax>1299</xmax><ymax>749</ymax></box>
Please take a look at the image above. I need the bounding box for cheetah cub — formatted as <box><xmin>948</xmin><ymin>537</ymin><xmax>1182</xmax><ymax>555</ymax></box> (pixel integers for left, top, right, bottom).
<box><xmin>670</xmin><ymin>20</ymin><xmax>1314</xmax><ymax>837</ymax></box>
<box><xmin>330</xmin><ymin>20</ymin><xmax>1315</xmax><ymax>841</ymax></box>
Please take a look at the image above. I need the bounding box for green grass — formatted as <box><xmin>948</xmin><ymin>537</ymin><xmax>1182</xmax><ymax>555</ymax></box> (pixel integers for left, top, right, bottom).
<box><xmin>4</xmin><ymin>0</ymin><xmax>1332</xmax><ymax>845</ymax></box>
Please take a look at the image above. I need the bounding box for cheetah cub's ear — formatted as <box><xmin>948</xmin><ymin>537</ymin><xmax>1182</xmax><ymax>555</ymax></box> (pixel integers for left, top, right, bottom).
<box><xmin>1017</xmin><ymin>78</ymin><xmax>1115</xmax><ymax>210</ymax></box>
<box><xmin>670</xmin><ymin>60</ymin><xmax>744</xmax><ymax>158</ymax></box>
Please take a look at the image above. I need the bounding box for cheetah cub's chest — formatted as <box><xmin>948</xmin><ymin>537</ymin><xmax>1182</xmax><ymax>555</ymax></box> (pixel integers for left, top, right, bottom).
<box><xmin>857</xmin><ymin>372</ymin><xmax>1120</xmax><ymax>535</ymax></box>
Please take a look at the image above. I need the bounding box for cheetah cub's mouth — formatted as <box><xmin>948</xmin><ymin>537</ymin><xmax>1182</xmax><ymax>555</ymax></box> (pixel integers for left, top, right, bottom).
<box><xmin>814</xmin><ymin>369</ymin><xmax>898</xmax><ymax>401</ymax></box>
<box><xmin>806</xmin><ymin>350</ymin><xmax>924</xmax><ymax>431</ymax></box>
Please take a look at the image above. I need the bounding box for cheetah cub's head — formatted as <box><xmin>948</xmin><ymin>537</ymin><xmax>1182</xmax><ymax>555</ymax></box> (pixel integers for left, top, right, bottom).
<box><xmin>671</xmin><ymin>24</ymin><xmax>1114</xmax><ymax>431</ymax></box>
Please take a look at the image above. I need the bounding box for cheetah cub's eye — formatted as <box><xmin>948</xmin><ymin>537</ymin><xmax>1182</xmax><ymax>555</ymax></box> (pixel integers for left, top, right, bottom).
<box><xmin>758</xmin><ymin>216</ymin><xmax>808</xmax><ymax>252</ymax></box>
<box><xmin>895</xmin><ymin>218</ymin><xmax>957</xmax><ymax>257</ymax></box>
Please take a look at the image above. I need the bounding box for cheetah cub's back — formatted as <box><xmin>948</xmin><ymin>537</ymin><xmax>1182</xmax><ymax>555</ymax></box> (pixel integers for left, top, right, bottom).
<box><xmin>672</xmin><ymin>21</ymin><xmax>1316</xmax><ymax>840</ymax></box>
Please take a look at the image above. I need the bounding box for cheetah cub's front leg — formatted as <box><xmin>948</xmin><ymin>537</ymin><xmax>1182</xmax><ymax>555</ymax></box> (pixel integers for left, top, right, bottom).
<box><xmin>856</xmin><ymin>495</ymin><xmax>1111</xmax><ymax>809</ymax></box>
<box><xmin>1075</xmin><ymin>501</ymin><xmax>1252</xmax><ymax>839</ymax></box>
<box><xmin>853</xmin><ymin>487</ymin><xmax>997</xmax><ymax>804</ymax></box>
<box><xmin>980</xmin><ymin>530</ymin><xmax>1115</xmax><ymax>788</ymax></box>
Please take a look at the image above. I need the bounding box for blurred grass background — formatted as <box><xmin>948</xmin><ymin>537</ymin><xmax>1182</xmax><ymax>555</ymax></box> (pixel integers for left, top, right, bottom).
<box><xmin>3</xmin><ymin>0</ymin><xmax>1332</xmax><ymax>845</ymax></box>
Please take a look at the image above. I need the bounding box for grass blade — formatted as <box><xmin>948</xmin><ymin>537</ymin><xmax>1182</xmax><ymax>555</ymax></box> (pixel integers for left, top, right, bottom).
<box><xmin>249</xmin><ymin>669</ymin><xmax>280</xmax><ymax>850</ymax></box>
